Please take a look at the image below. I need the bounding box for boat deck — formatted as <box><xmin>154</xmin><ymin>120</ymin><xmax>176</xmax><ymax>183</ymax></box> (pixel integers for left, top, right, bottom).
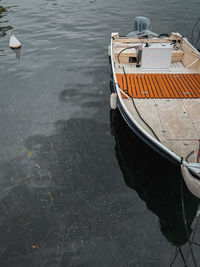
<box><xmin>116</xmin><ymin>73</ymin><xmax>200</xmax><ymax>99</ymax></box>
<box><xmin>123</xmin><ymin>98</ymin><xmax>200</xmax><ymax>163</ymax></box>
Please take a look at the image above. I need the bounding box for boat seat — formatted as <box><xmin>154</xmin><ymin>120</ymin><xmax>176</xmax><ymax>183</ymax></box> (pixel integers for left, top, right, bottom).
<box><xmin>116</xmin><ymin>73</ymin><xmax>200</xmax><ymax>98</ymax></box>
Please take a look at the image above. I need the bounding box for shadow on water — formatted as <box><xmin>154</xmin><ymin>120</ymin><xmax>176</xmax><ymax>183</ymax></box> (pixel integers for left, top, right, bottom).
<box><xmin>110</xmin><ymin>108</ymin><xmax>200</xmax><ymax>264</ymax></box>
<box><xmin>0</xmin><ymin>4</ymin><xmax>13</xmax><ymax>37</ymax></box>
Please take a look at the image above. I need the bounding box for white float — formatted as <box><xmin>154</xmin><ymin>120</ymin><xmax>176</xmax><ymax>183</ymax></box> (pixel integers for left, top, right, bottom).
<box><xmin>110</xmin><ymin>93</ymin><xmax>117</xmax><ymax>109</ymax></box>
<box><xmin>108</xmin><ymin>45</ymin><xmax>111</xmax><ymax>56</ymax></box>
<box><xmin>9</xmin><ymin>33</ymin><xmax>22</xmax><ymax>49</ymax></box>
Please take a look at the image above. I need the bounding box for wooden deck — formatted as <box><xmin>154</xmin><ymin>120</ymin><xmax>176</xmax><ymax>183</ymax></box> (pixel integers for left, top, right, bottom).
<box><xmin>123</xmin><ymin>98</ymin><xmax>200</xmax><ymax>162</ymax></box>
<box><xmin>116</xmin><ymin>73</ymin><xmax>200</xmax><ymax>99</ymax></box>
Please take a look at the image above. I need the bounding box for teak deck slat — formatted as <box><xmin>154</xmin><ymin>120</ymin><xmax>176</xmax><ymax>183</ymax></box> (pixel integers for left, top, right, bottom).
<box><xmin>130</xmin><ymin>75</ymin><xmax>137</xmax><ymax>97</ymax></box>
<box><xmin>186</xmin><ymin>75</ymin><xmax>199</xmax><ymax>96</ymax></box>
<box><xmin>116</xmin><ymin>73</ymin><xmax>200</xmax><ymax>99</ymax></box>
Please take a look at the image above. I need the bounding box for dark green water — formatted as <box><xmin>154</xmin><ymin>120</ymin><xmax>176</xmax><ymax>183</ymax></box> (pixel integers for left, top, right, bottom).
<box><xmin>0</xmin><ymin>0</ymin><xmax>200</xmax><ymax>266</ymax></box>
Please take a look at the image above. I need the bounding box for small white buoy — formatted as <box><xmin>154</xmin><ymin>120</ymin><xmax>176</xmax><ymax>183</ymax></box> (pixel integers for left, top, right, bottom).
<box><xmin>110</xmin><ymin>93</ymin><xmax>117</xmax><ymax>109</ymax></box>
<box><xmin>9</xmin><ymin>33</ymin><xmax>22</xmax><ymax>49</ymax></box>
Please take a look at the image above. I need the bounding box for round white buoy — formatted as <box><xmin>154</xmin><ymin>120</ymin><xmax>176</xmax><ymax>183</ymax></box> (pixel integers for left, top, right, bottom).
<box><xmin>9</xmin><ymin>34</ymin><xmax>22</xmax><ymax>49</ymax></box>
<box><xmin>108</xmin><ymin>45</ymin><xmax>111</xmax><ymax>56</ymax></box>
<box><xmin>110</xmin><ymin>93</ymin><xmax>117</xmax><ymax>109</ymax></box>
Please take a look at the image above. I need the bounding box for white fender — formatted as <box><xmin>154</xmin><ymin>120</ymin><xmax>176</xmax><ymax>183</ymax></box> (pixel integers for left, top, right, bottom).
<box><xmin>110</xmin><ymin>93</ymin><xmax>117</xmax><ymax>109</ymax></box>
<box><xmin>181</xmin><ymin>164</ymin><xmax>200</xmax><ymax>198</ymax></box>
<box><xmin>9</xmin><ymin>34</ymin><xmax>22</xmax><ymax>49</ymax></box>
<box><xmin>108</xmin><ymin>45</ymin><xmax>111</xmax><ymax>56</ymax></box>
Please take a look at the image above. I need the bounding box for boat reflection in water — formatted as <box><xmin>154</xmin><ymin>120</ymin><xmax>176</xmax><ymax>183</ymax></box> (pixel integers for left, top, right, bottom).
<box><xmin>110</xmin><ymin>107</ymin><xmax>200</xmax><ymax>264</ymax></box>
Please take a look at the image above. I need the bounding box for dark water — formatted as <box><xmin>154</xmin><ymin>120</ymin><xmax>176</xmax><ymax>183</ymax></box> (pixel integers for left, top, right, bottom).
<box><xmin>0</xmin><ymin>0</ymin><xmax>200</xmax><ymax>266</ymax></box>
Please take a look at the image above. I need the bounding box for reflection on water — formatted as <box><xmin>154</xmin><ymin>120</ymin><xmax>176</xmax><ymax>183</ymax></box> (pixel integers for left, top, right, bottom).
<box><xmin>110</xmin><ymin>108</ymin><xmax>200</xmax><ymax>264</ymax></box>
<box><xmin>10</xmin><ymin>47</ymin><xmax>21</xmax><ymax>60</ymax></box>
<box><xmin>0</xmin><ymin>4</ymin><xmax>13</xmax><ymax>37</ymax></box>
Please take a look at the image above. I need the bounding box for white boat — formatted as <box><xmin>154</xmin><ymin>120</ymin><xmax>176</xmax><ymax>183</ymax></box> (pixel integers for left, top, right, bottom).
<box><xmin>109</xmin><ymin>17</ymin><xmax>200</xmax><ymax>198</ymax></box>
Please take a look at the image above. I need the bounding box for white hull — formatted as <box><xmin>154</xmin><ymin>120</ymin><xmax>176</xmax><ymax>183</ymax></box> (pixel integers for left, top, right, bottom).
<box><xmin>110</xmin><ymin>31</ymin><xmax>200</xmax><ymax>197</ymax></box>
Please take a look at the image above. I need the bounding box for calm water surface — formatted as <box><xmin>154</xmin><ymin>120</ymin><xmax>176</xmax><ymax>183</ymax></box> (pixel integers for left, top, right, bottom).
<box><xmin>0</xmin><ymin>0</ymin><xmax>200</xmax><ymax>266</ymax></box>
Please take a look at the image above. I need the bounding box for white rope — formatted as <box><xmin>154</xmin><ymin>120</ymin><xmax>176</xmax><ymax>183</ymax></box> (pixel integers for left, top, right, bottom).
<box><xmin>118</xmin><ymin>87</ymin><xmax>132</xmax><ymax>100</ymax></box>
<box><xmin>186</xmin><ymin>58</ymin><xmax>199</xmax><ymax>68</ymax></box>
<box><xmin>181</xmin><ymin>45</ymin><xmax>200</xmax><ymax>58</ymax></box>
